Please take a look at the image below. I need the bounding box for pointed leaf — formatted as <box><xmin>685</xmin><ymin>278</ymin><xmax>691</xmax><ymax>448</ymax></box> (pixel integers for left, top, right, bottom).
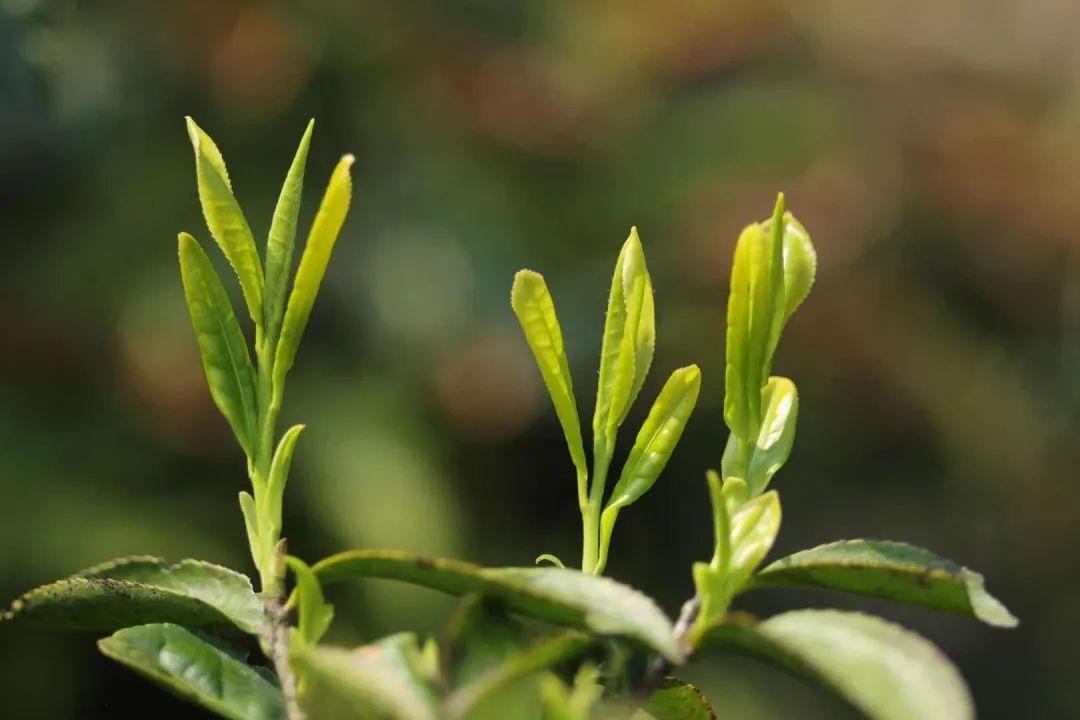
<box><xmin>605</xmin><ymin>365</ymin><xmax>701</xmax><ymax>513</ymax></box>
<box><xmin>179</xmin><ymin>232</ymin><xmax>258</xmax><ymax>456</ymax></box>
<box><xmin>264</xmin><ymin>119</ymin><xmax>315</xmax><ymax>347</ymax></box>
<box><xmin>309</xmin><ymin>550</ymin><xmax>682</xmax><ymax>662</ymax></box>
<box><xmin>273</xmin><ymin>155</ymin><xmax>355</xmax><ymax>394</ymax></box>
<box><xmin>637</xmin><ymin>678</ymin><xmax>716</xmax><ymax>720</ymax></box>
<box><xmin>287</xmin><ymin>556</ymin><xmax>334</xmax><ymax>646</ymax></box>
<box><xmin>3</xmin><ymin>557</ymin><xmax>265</xmax><ymax>634</ymax></box>
<box><xmin>185</xmin><ymin>117</ymin><xmax>264</xmax><ymax>323</ymax></box>
<box><xmin>751</xmin><ymin>539</ymin><xmax>1017</xmax><ymax>628</ymax></box>
<box><xmin>697</xmin><ymin>610</ymin><xmax>973</xmax><ymax>720</ymax></box>
<box><xmin>262</xmin><ymin>424</ymin><xmax>305</xmax><ymax>544</ymax></box>
<box><xmin>594</xmin><ymin>229</ymin><xmax>651</xmax><ymax>456</ymax></box>
<box><xmin>511</xmin><ymin>270</ymin><xmax>587</xmax><ymax>496</ymax></box>
<box><xmin>291</xmin><ymin>634</ymin><xmax>440</xmax><ymax>720</ymax></box>
<box><xmin>723</xmin><ymin>224</ymin><xmax>756</xmax><ymax>439</ymax></box>
<box><xmin>746</xmin><ymin>376</ymin><xmax>798</xmax><ymax>494</ymax></box>
<box><xmin>239</xmin><ymin>491</ymin><xmax>262</xmax><ymax>574</ymax></box>
<box><xmin>539</xmin><ymin>664</ymin><xmax>603</xmax><ymax>720</ymax></box>
<box><xmin>99</xmin><ymin>623</ymin><xmax>284</xmax><ymax>720</ymax></box>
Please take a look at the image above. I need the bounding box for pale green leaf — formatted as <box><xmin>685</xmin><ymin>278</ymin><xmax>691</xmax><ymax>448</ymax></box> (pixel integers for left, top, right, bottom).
<box><xmin>594</xmin><ymin>228</ymin><xmax>651</xmax><ymax>456</ymax></box>
<box><xmin>4</xmin><ymin>557</ymin><xmax>264</xmax><ymax>634</ymax></box>
<box><xmin>746</xmin><ymin>376</ymin><xmax>798</xmax><ymax>494</ymax></box>
<box><xmin>751</xmin><ymin>539</ymin><xmax>1017</xmax><ymax>628</ymax></box>
<box><xmin>239</xmin><ymin>491</ymin><xmax>261</xmax><ymax>575</ymax></box>
<box><xmin>286</xmin><ymin>556</ymin><xmax>334</xmax><ymax>646</ymax></box>
<box><xmin>273</xmin><ymin>154</ymin><xmax>355</xmax><ymax>395</ymax></box>
<box><xmin>262</xmin><ymin>424</ymin><xmax>305</xmax><ymax>545</ymax></box>
<box><xmin>539</xmin><ymin>664</ymin><xmax>603</xmax><ymax>720</ymax></box>
<box><xmin>309</xmin><ymin>550</ymin><xmax>682</xmax><ymax>662</ymax></box>
<box><xmin>185</xmin><ymin>117</ymin><xmax>264</xmax><ymax>323</ymax></box>
<box><xmin>605</xmin><ymin>365</ymin><xmax>702</xmax><ymax>513</ymax></box>
<box><xmin>178</xmin><ymin>232</ymin><xmax>258</xmax><ymax>456</ymax></box>
<box><xmin>511</xmin><ymin>270</ymin><xmax>587</xmax><ymax>496</ymax></box>
<box><xmin>264</xmin><ymin>119</ymin><xmax>314</xmax><ymax>347</ymax></box>
<box><xmin>99</xmin><ymin>623</ymin><xmax>285</xmax><ymax>720</ymax></box>
<box><xmin>697</xmin><ymin>610</ymin><xmax>973</xmax><ymax>720</ymax></box>
<box><xmin>292</xmin><ymin>633</ymin><xmax>440</xmax><ymax>720</ymax></box>
<box><xmin>723</xmin><ymin>224</ymin><xmax>756</xmax><ymax>439</ymax></box>
<box><xmin>728</xmin><ymin>491</ymin><xmax>781</xmax><ymax>589</ymax></box>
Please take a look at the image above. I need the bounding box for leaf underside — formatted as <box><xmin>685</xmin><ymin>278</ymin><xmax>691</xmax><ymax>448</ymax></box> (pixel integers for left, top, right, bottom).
<box><xmin>310</xmin><ymin>550</ymin><xmax>682</xmax><ymax>663</ymax></box>
<box><xmin>698</xmin><ymin>610</ymin><xmax>973</xmax><ymax>720</ymax></box>
<box><xmin>751</xmin><ymin>539</ymin><xmax>1017</xmax><ymax>628</ymax></box>
<box><xmin>99</xmin><ymin>623</ymin><xmax>285</xmax><ymax>720</ymax></box>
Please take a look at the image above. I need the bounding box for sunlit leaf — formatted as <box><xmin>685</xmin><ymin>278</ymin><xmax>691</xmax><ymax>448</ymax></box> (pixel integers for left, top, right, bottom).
<box><xmin>511</xmin><ymin>270</ymin><xmax>587</xmax><ymax>498</ymax></box>
<box><xmin>178</xmin><ymin>232</ymin><xmax>258</xmax><ymax>456</ymax></box>
<box><xmin>309</xmin><ymin>550</ymin><xmax>682</xmax><ymax>662</ymax></box>
<box><xmin>723</xmin><ymin>223</ymin><xmax>756</xmax><ymax>440</ymax></box>
<box><xmin>286</xmin><ymin>556</ymin><xmax>334</xmax><ymax>646</ymax></box>
<box><xmin>746</xmin><ymin>377</ymin><xmax>798</xmax><ymax>494</ymax></box>
<box><xmin>273</xmin><ymin>154</ymin><xmax>355</xmax><ymax>395</ymax></box>
<box><xmin>697</xmin><ymin>610</ymin><xmax>973</xmax><ymax>720</ymax></box>
<box><xmin>538</xmin><ymin>664</ymin><xmax>603</xmax><ymax>720</ymax></box>
<box><xmin>728</xmin><ymin>491</ymin><xmax>781</xmax><ymax>589</ymax></box>
<box><xmin>264</xmin><ymin>119</ymin><xmax>315</xmax><ymax>348</ymax></box>
<box><xmin>99</xmin><ymin>623</ymin><xmax>284</xmax><ymax>720</ymax></box>
<box><xmin>594</xmin><ymin>229</ymin><xmax>652</xmax><ymax>457</ymax></box>
<box><xmin>751</xmin><ymin>539</ymin><xmax>1017</xmax><ymax>628</ymax></box>
<box><xmin>185</xmin><ymin>117</ymin><xmax>264</xmax><ymax>323</ymax></box>
<box><xmin>605</xmin><ymin>365</ymin><xmax>702</xmax><ymax>513</ymax></box>
<box><xmin>292</xmin><ymin>633</ymin><xmax>440</xmax><ymax>720</ymax></box>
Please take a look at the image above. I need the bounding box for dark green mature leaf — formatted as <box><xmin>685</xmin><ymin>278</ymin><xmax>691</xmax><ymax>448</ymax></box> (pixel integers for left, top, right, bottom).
<box><xmin>185</xmin><ymin>117</ymin><xmax>264</xmax><ymax>324</ymax></box>
<box><xmin>751</xmin><ymin>539</ymin><xmax>1017</xmax><ymax>628</ymax></box>
<box><xmin>3</xmin><ymin>557</ymin><xmax>264</xmax><ymax>633</ymax></box>
<box><xmin>697</xmin><ymin>610</ymin><xmax>973</xmax><ymax>720</ymax></box>
<box><xmin>264</xmin><ymin>119</ymin><xmax>314</xmax><ymax>348</ymax></box>
<box><xmin>511</xmin><ymin>270</ymin><xmax>588</xmax><ymax>499</ymax></box>
<box><xmin>292</xmin><ymin>633</ymin><xmax>440</xmax><ymax>720</ymax></box>
<box><xmin>311</xmin><ymin>550</ymin><xmax>682</xmax><ymax>662</ymax></box>
<box><xmin>179</xmin><ymin>232</ymin><xmax>259</xmax><ymax>457</ymax></box>
<box><xmin>273</xmin><ymin>154</ymin><xmax>354</xmax><ymax>396</ymax></box>
<box><xmin>637</xmin><ymin>678</ymin><xmax>715</xmax><ymax>720</ymax></box>
<box><xmin>99</xmin><ymin>623</ymin><xmax>285</xmax><ymax>720</ymax></box>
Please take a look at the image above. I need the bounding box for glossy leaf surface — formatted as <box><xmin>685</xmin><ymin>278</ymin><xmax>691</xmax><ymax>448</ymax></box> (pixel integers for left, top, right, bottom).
<box><xmin>752</xmin><ymin>539</ymin><xmax>1017</xmax><ymax>627</ymax></box>
<box><xmin>746</xmin><ymin>377</ymin><xmax>798</xmax><ymax>494</ymax></box>
<box><xmin>698</xmin><ymin>610</ymin><xmax>973</xmax><ymax>720</ymax></box>
<box><xmin>185</xmin><ymin>117</ymin><xmax>264</xmax><ymax>323</ymax></box>
<box><xmin>99</xmin><ymin>623</ymin><xmax>285</xmax><ymax>720</ymax></box>
<box><xmin>3</xmin><ymin>557</ymin><xmax>264</xmax><ymax>634</ymax></box>
<box><xmin>310</xmin><ymin>550</ymin><xmax>682</xmax><ymax>662</ymax></box>
<box><xmin>179</xmin><ymin>232</ymin><xmax>258</xmax><ymax>456</ymax></box>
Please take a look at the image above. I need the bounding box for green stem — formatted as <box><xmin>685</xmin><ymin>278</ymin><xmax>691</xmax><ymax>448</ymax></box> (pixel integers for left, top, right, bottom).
<box><xmin>581</xmin><ymin>451</ymin><xmax>611</xmax><ymax>574</ymax></box>
<box><xmin>252</xmin><ymin>327</ymin><xmax>280</xmax><ymax>595</ymax></box>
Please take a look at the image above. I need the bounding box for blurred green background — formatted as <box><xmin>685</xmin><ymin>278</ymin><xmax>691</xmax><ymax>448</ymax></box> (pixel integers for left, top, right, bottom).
<box><xmin>1</xmin><ymin>1</ymin><xmax>1075</xmax><ymax>717</ymax></box>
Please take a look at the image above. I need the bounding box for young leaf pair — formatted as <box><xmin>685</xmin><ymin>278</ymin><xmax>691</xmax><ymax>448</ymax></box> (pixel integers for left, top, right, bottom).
<box><xmin>180</xmin><ymin>118</ymin><xmax>354</xmax><ymax>596</ymax></box>
<box><xmin>512</xmin><ymin>230</ymin><xmax>701</xmax><ymax>576</ymax></box>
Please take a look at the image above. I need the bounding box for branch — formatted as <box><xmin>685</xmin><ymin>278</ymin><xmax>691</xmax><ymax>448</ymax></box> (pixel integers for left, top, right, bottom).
<box><xmin>263</xmin><ymin>596</ymin><xmax>303</xmax><ymax>720</ymax></box>
<box><xmin>640</xmin><ymin>595</ymin><xmax>700</xmax><ymax>699</ymax></box>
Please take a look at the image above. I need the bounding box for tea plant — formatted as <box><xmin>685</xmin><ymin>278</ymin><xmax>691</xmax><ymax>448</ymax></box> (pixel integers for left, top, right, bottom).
<box><xmin>2</xmin><ymin>121</ymin><xmax>1016</xmax><ymax>720</ymax></box>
